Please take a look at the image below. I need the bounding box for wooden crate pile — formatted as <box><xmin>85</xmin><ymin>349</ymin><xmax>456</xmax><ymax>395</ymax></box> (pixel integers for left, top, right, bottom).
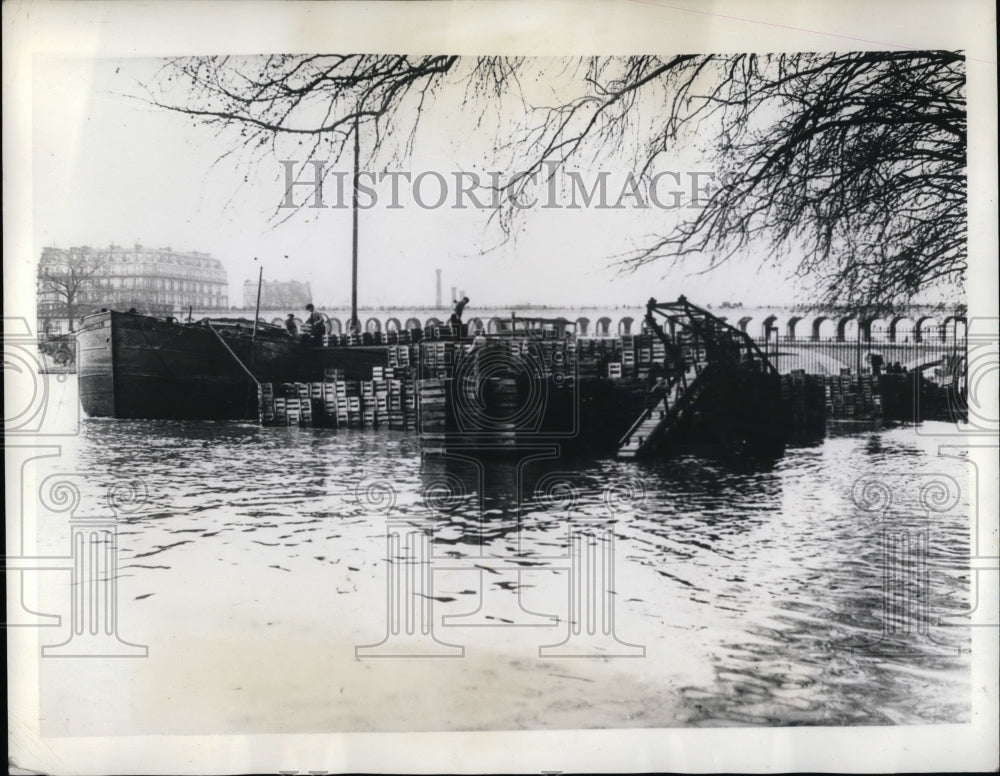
<box><xmin>620</xmin><ymin>335</ymin><xmax>637</xmax><ymax>377</ymax></box>
<box><xmin>418</xmin><ymin>378</ymin><xmax>448</xmax><ymax>437</ymax></box>
<box><xmin>522</xmin><ymin>339</ymin><xmax>577</xmax><ymax>378</ymax></box>
<box><xmin>258</xmin><ymin>363</ymin><xmax>418</xmax><ymax>429</ymax></box>
<box><xmin>387</xmin><ymin>344</ymin><xmax>414</xmax><ymax>370</ymax></box>
<box><xmin>420</xmin><ymin>341</ymin><xmax>456</xmax><ymax>379</ymax></box>
<box><xmin>425</xmin><ymin>323</ymin><xmax>461</xmax><ymax>341</ymax></box>
<box><xmin>574</xmin><ymin>337</ymin><xmax>625</xmax><ymax>379</ymax></box>
<box><xmin>823</xmin><ymin>372</ymin><xmax>882</xmax><ymax>419</ymax></box>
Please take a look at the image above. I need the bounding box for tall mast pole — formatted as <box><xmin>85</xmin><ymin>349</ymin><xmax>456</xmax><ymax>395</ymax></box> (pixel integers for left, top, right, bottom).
<box><xmin>351</xmin><ymin>112</ymin><xmax>360</xmax><ymax>332</ymax></box>
<box><xmin>250</xmin><ymin>265</ymin><xmax>263</xmax><ymax>368</ymax></box>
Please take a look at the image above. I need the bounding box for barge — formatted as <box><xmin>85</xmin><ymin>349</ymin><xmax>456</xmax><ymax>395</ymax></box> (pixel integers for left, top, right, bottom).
<box><xmin>75</xmin><ymin>309</ymin><xmax>387</xmax><ymax>419</ymax></box>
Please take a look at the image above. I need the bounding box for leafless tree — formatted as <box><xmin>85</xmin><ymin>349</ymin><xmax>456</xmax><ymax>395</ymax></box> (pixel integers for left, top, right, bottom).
<box><xmin>148</xmin><ymin>51</ymin><xmax>965</xmax><ymax>309</ymax></box>
<box><xmin>259</xmin><ymin>280</ymin><xmax>312</xmax><ymax>309</ymax></box>
<box><xmin>37</xmin><ymin>247</ymin><xmax>111</xmax><ymax>332</ymax></box>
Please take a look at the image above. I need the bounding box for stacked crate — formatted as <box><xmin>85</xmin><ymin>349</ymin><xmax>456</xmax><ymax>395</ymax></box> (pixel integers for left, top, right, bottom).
<box><xmin>388</xmin><ymin>345</ymin><xmax>410</xmax><ymax>370</ymax></box>
<box><xmin>258</xmin><ymin>384</ymin><xmax>275</xmax><ymax>423</ymax></box>
<box><xmin>823</xmin><ymin>372</ymin><xmax>882</xmax><ymax>419</ymax></box>
<box><xmin>636</xmin><ymin>334</ymin><xmax>652</xmax><ymax>380</ymax></box>
<box><xmin>418</xmin><ymin>379</ymin><xmax>449</xmax><ymax>436</ymax></box>
<box><xmin>403</xmin><ymin>382</ymin><xmax>417</xmax><ymax>430</ymax></box>
<box><xmin>322</xmin><ymin>381</ymin><xmax>338</xmax><ymax>422</ymax></box>
<box><xmin>345</xmin><ymin>381</ymin><xmax>362</xmax><ymax>427</ymax></box>
<box><xmin>361</xmin><ymin>381</ymin><xmax>376</xmax><ymax>427</ymax></box>
<box><xmin>335</xmin><ymin>380</ymin><xmax>349</xmax><ymax>426</ymax></box>
<box><xmin>526</xmin><ymin>339</ymin><xmax>576</xmax><ymax>378</ymax></box>
<box><xmin>374</xmin><ymin>377</ymin><xmax>390</xmax><ymax>427</ymax></box>
<box><xmin>387</xmin><ymin>378</ymin><xmax>406</xmax><ymax>429</ymax></box>
<box><xmin>256</xmin><ymin>360</ymin><xmax>421</xmax><ymax>430</ymax></box>
<box><xmin>273</xmin><ymin>395</ymin><xmax>287</xmax><ymax>423</ymax></box>
<box><xmin>421</xmin><ymin>341</ymin><xmax>456</xmax><ymax>379</ymax></box>
<box><xmin>620</xmin><ymin>335</ymin><xmax>636</xmax><ymax>378</ymax></box>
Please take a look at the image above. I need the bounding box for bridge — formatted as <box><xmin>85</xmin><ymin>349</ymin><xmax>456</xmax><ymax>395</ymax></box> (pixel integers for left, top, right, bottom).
<box><xmin>182</xmin><ymin>302</ymin><xmax>969</xmax><ymax>377</ymax></box>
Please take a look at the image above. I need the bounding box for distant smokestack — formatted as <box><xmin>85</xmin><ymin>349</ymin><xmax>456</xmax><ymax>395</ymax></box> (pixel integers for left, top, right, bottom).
<box><xmin>436</xmin><ymin>269</ymin><xmax>442</xmax><ymax>309</ymax></box>
<box><xmin>459</xmin><ymin>289</ymin><xmax>465</xmax><ymax>301</ymax></box>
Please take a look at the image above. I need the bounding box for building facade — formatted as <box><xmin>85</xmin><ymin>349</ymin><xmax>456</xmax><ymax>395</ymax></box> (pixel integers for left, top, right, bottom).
<box><xmin>37</xmin><ymin>244</ymin><xmax>229</xmax><ymax>335</ymax></box>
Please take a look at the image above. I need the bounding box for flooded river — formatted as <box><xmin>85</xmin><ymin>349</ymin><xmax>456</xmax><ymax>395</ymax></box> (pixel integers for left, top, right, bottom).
<box><xmin>29</xmin><ymin>378</ymin><xmax>971</xmax><ymax>734</ymax></box>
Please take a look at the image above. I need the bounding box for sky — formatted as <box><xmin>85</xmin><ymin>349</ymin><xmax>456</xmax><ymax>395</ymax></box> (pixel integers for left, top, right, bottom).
<box><xmin>33</xmin><ymin>55</ymin><xmax>838</xmax><ymax>310</ymax></box>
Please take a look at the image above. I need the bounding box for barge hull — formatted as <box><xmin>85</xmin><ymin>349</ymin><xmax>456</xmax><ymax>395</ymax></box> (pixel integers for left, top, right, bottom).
<box><xmin>77</xmin><ymin>310</ymin><xmax>388</xmax><ymax>420</ymax></box>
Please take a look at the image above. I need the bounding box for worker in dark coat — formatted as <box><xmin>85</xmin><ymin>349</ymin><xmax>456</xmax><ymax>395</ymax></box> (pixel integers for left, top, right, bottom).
<box><xmin>305</xmin><ymin>303</ymin><xmax>326</xmax><ymax>345</ymax></box>
<box><xmin>450</xmin><ymin>296</ymin><xmax>469</xmax><ymax>337</ymax></box>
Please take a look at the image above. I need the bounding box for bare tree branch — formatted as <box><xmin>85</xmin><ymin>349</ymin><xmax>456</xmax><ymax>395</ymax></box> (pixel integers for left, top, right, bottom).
<box><xmin>147</xmin><ymin>51</ymin><xmax>966</xmax><ymax>309</ymax></box>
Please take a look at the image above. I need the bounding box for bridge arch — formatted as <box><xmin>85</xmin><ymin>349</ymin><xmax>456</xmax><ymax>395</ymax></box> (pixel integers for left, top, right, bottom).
<box><xmin>888</xmin><ymin>316</ymin><xmax>914</xmax><ymax>343</ymax></box>
<box><xmin>487</xmin><ymin>317</ymin><xmax>504</xmax><ymax>334</ymax></box>
<box><xmin>618</xmin><ymin>316</ymin><xmax>634</xmax><ymax>334</ymax></box>
<box><xmin>761</xmin><ymin>315</ymin><xmax>779</xmax><ymax>339</ymax></box>
<box><xmin>596</xmin><ymin>317</ymin><xmax>613</xmax><ymax>336</ymax></box>
<box><xmin>385</xmin><ymin>317</ymin><xmax>401</xmax><ymax>333</ymax></box>
<box><xmin>364</xmin><ymin>317</ymin><xmax>382</xmax><ymax>334</ymax></box>
<box><xmin>575</xmin><ymin>316</ymin><xmax>590</xmax><ymax>335</ymax></box>
<box><xmin>404</xmin><ymin>317</ymin><xmax>421</xmax><ymax>331</ymax></box>
<box><xmin>940</xmin><ymin>315</ymin><xmax>967</xmax><ymax>342</ymax></box>
<box><xmin>737</xmin><ymin>316</ymin><xmax>753</xmax><ymax>333</ymax></box>
<box><xmin>786</xmin><ymin>315</ymin><xmax>805</xmax><ymax>339</ymax></box>
<box><xmin>858</xmin><ymin>317</ymin><xmax>877</xmax><ymax>342</ymax></box>
<box><xmin>328</xmin><ymin>317</ymin><xmax>342</xmax><ymax>335</ymax></box>
<box><xmin>836</xmin><ymin>316</ymin><xmax>859</xmax><ymax>342</ymax></box>
<box><xmin>270</xmin><ymin>317</ymin><xmax>284</xmax><ymax>327</ymax></box>
<box><xmin>468</xmin><ymin>317</ymin><xmax>484</xmax><ymax>334</ymax></box>
<box><xmin>811</xmin><ymin>316</ymin><xmax>838</xmax><ymax>341</ymax></box>
<box><xmin>914</xmin><ymin>316</ymin><xmax>938</xmax><ymax>343</ymax></box>
<box><xmin>425</xmin><ymin>316</ymin><xmax>442</xmax><ymax>329</ymax></box>
<box><xmin>868</xmin><ymin>317</ymin><xmax>890</xmax><ymax>340</ymax></box>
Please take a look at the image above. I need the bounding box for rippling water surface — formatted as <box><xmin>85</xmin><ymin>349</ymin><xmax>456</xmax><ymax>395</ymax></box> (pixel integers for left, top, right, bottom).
<box><xmin>36</xmin><ymin>379</ymin><xmax>970</xmax><ymax>733</ymax></box>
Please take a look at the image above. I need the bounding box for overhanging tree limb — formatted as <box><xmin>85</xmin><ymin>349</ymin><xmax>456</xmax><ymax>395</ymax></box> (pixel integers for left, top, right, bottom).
<box><xmin>147</xmin><ymin>50</ymin><xmax>966</xmax><ymax>308</ymax></box>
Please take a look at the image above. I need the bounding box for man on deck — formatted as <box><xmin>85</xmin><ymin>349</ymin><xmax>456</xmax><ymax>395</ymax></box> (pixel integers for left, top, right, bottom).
<box><xmin>305</xmin><ymin>303</ymin><xmax>326</xmax><ymax>345</ymax></box>
<box><xmin>450</xmin><ymin>296</ymin><xmax>470</xmax><ymax>336</ymax></box>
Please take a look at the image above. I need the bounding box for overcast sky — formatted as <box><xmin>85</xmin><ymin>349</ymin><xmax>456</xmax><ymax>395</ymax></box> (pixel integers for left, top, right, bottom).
<box><xmin>33</xmin><ymin>55</ymin><xmax>835</xmax><ymax>309</ymax></box>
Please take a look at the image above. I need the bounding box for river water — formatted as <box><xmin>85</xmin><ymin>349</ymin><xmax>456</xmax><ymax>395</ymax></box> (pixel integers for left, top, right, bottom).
<box><xmin>29</xmin><ymin>378</ymin><xmax>971</xmax><ymax>734</ymax></box>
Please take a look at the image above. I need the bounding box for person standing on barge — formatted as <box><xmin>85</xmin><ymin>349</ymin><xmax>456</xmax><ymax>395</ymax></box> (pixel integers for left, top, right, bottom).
<box><xmin>450</xmin><ymin>296</ymin><xmax>469</xmax><ymax>336</ymax></box>
<box><xmin>305</xmin><ymin>303</ymin><xmax>326</xmax><ymax>345</ymax></box>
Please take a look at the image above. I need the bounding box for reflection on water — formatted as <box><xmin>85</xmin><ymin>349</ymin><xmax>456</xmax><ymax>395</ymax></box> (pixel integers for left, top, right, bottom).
<box><xmin>39</xmin><ymin>381</ymin><xmax>971</xmax><ymax>730</ymax></box>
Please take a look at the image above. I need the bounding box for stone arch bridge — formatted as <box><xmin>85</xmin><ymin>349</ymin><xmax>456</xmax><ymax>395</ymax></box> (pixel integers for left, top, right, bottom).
<box><xmin>211</xmin><ymin>305</ymin><xmax>965</xmax><ymax>377</ymax></box>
